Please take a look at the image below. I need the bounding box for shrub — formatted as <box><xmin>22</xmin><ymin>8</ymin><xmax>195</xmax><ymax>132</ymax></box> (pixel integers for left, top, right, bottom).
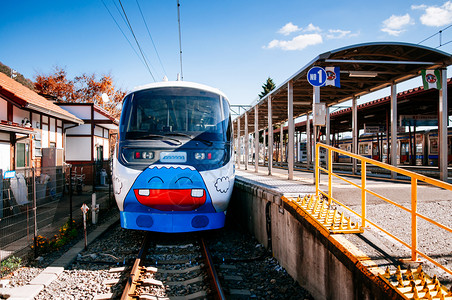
<box><xmin>32</xmin><ymin>219</ymin><xmax>78</xmax><ymax>254</ymax></box>
<box><xmin>0</xmin><ymin>256</ymin><xmax>22</xmax><ymax>277</ymax></box>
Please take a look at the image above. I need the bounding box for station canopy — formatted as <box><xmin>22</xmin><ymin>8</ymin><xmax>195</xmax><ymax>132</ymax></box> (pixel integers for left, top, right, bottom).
<box><xmin>236</xmin><ymin>42</ymin><xmax>452</xmax><ymax>137</ymax></box>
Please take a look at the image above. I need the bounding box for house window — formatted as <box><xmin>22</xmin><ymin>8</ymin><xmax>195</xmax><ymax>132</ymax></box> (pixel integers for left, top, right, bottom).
<box><xmin>16</xmin><ymin>142</ymin><xmax>30</xmax><ymax>168</ymax></box>
<box><xmin>34</xmin><ymin>130</ymin><xmax>42</xmax><ymax>157</ymax></box>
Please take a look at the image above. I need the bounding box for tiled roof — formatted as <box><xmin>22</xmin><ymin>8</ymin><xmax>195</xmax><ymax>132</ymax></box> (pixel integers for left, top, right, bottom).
<box><xmin>0</xmin><ymin>72</ymin><xmax>83</xmax><ymax>124</ymax></box>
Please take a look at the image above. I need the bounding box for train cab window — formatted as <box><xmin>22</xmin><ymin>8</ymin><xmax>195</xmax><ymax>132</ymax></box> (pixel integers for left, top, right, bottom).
<box><xmin>221</xmin><ymin>97</ymin><xmax>232</xmax><ymax>142</ymax></box>
<box><xmin>121</xmin><ymin>87</ymin><xmax>225</xmax><ymax>141</ymax></box>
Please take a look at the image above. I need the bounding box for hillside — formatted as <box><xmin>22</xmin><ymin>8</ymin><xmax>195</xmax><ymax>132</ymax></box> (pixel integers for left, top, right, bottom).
<box><xmin>0</xmin><ymin>62</ymin><xmax>35</xmax><ymax>90</ymax></box>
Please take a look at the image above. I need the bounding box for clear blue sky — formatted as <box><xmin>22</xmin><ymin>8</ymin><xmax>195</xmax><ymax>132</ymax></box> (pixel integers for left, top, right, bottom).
<box><xmin>1</xmin><ymin>0</ymin><xmax>452</xmax><ymax>106</ymax></box>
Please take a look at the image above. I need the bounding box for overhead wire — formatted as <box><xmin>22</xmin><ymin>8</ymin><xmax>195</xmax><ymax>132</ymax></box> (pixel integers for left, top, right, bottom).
<box><xmin>136</xmin><ymin>0</ymin><xmax>167</xmax><ymax>77</ymax></box>
<box><xmin>418</xmin><ymin>24</ymin><xmax>452</xmax><ymax>49</ymax></box>
<box><xmin>118</xmin><ymin>0</ymin><xmax>156</xmax><ymax>81</ymax></box>
<box><xmin>101</xmin><ymin>0</ymin><xmax>146</xmax><ymax>67</ymax></box>
<box><xmin>437</xmin><ymin>39</ymin><xmax>452</xmax><ymax>48</ymax></box>
<box><xmin>111</xmin><ymin>0</ymin><xmax>129</xmax><ymax>30</ymax></box>
<box><xmin>112</xmin><ymin>0</ymin><xmax>159</xmax><ymax>79</ymax></box>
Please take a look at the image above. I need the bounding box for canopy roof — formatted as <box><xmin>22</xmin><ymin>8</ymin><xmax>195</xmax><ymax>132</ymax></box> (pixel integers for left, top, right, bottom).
<box><xmin>235</xmin><ymin>42</ymin><xmax>452</xmax><ymax>137</ymax></box>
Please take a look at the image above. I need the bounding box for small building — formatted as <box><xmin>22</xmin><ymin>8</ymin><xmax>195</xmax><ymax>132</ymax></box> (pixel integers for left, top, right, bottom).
<box><xmin>56</xmin><ymin>103</ymin><xmax>119</xmax><ymax>184</ymax></box>
<box><xmin>0</xmin><ymin>72</ymin><xmax>83</xmax><ymax>172</ymax></box>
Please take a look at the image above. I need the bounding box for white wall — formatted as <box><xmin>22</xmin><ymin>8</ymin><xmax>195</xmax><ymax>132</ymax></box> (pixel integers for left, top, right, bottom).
<box><xmin>94</xmin><ymin>111</ymin><xmax>110</xmax><ymax>120</ymax></box>
<box><xmin>0</xmin><ymin>142</ymin><xmax>10</xmax><ymax>171</ymax></box>
<box><xmin>32</xmin><ymin>113</ymin><xmax>40</xmax><ymax>129</ymax></box>
<box><xmin>49</xmin><ymin>118</ymin><xmax>56</xmax><ymax>143</ymax></box>
<box><xmin>57</xmin><ymin>127</ymin><xmax>63</xmax><ymax>148</ymax></box>
<box><xmin>42</xmin><ymin>124</ymin><xmax>49</xmax><ymax>148</ymax></box>
<box><xmin>0</xmin><ymin>132</ymin><xmax>9</xmax><ymax>142</ymax></box>
<box><xmin>12</xmin><ymin>106</ymin><xmax>30</xmax><ymax>124</ymax></box>
<box><xmin>66</xmin><ymin>137</ymin><xmax>91</xmax><ymax>161</ymax></box>
<box><xmin>94</xmin><ymin>125</ymin><xmax>103</xmax><ymax>137</ymax></box>
<box><xmin>0</xmin><ymin>100</ymin><xmax>7</xmax><ymax>121</ymax></box>
<box><xmin>103</xmin><ymin>138</ymin><xmax>110</xmax><ymax>160</ymax></box>
<box><xmin>59</xmin><ymin>105</ymin><xmax>91</xmax><ymax>119</ymax></box>
<box><xmin>66</xmin><ymin>124</ymin><xmax>91</xmax><ymax>135</ymax></box>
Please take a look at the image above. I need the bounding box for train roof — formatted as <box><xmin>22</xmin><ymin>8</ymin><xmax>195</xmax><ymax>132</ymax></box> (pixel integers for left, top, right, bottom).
<box><xmin>130</xmin><ymin>80</ymin><xmax>229</xmax><ymax>101</ymax></box>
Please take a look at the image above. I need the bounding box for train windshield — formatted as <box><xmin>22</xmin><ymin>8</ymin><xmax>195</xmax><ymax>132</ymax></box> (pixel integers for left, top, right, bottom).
<box><xmin>120</xmin><ymin>87</ymin><xmax>228</xmax><ymax>141</ymax></box>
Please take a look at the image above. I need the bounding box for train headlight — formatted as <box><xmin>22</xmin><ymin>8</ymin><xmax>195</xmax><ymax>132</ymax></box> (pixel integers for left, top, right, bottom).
<box><xmin>121</xmin><ymin>147</ymin><xmax>155</xmax><ymax>163</ymax></box>
<box><xmin>193</xmin><ymin>150</ymin><xmax>223</xmax><ymax>163</ymax></box>
<box><xmin>194</xmin><ymin>152</ymin><xmax>206</xmax><ymax>160</ymax></box>
<box><xmin>135</xmin><ymin>151</ymin><xmax>154</xmax><ymax>159</ymax></box>
<box><xmin>191</xmin><ymin>189</ymin><xmax>204</xmax><ymax>197</ymax></box>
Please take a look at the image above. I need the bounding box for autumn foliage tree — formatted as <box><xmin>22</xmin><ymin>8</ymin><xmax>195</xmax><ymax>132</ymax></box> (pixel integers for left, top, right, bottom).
<box><xmin>34</xmin><ymin>67</ymin><xmax>126</xmax><ymax>119</ymax></box>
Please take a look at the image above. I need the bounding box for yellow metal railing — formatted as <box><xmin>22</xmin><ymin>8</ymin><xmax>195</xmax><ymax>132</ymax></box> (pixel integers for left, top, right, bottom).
<box><xmin>315</xmin><ymin>142</ymin><xmax>452</xmax><ymax>277</ymax></box>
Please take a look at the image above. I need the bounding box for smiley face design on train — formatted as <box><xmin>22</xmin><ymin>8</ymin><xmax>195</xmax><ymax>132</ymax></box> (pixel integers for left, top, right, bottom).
<box><xmin>123</xmin><ymin>165</ymin><xmax>215</xmax><ymax>213</ymax></box>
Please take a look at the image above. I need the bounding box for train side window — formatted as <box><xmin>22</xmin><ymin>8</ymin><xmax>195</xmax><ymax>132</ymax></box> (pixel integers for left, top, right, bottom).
<box><xmin>430</xmin><ymin>138</ymin><xmax>438</xmax><ymax>154</ymax></box>
<box><xmin>372</xmin><ymin>143</ymin><xmax>379</xmax><ymax>156</ymax></box>
<box><xmin>400</xmin><ymin>142</ymin><xmax>409</xmax><ymax>155</ymax></box>
<box><xmin>449</xmin><ymin>137</ymin><xmax>452</xmax><ymax>155</ymax></box>
<box><xmin>416</xmin><ymin>142</ymin><xmax>423</xmax><ymax>154</ymax></box>
<box><xmin>359</xmin><ymin>144</ymin><xmax>369</xmax><ymax>155</ymax></box>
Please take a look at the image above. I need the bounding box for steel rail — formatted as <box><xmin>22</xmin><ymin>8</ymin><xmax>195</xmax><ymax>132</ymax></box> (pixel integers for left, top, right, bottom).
<box><xmin>121</xmin><ymin>232</ymin><xmax>150</xmax><ymax>300</ymax></box>
<box><xmin>200</xmin><ymin>238</ymin><xmax>226</xmax><ymax>300</ymax></box>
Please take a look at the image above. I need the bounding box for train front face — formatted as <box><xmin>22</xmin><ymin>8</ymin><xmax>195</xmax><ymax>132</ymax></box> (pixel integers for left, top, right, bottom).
<box><xmin>113</xmin><ymin>83</ymin><xmax>234</xmax><ymax>233</ymax></box>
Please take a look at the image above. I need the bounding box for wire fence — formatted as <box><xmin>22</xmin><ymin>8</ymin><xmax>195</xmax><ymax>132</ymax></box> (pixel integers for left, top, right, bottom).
<box><xmin>0</xmin><ymin>160</ymin><xmax>114</xmax><ymax>262</ymax></box>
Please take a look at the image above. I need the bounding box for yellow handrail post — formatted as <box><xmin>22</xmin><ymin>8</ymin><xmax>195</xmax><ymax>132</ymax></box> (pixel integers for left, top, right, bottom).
<box><xmin>361</xmin><ymin>161</ymin><xmax>367</xmax><ymax>228</ymax></box>
<box><xmin>315</xmin><ymin>143</ymin><xmax>320</xmax><ymax>197</ymax></box>
<box><xmin>313</xmin><ymin>143</ymin><xmax>452</xmax><ymax>276</ymax></box>
<box><xmin>411</xmin><ymin>177</ymin><xmax>418</xmax><ymax>262</ymax></box>
<box><xmin>328</xmin><ymin>147</ymin><xmax>333</xmax><ymax>205</ymax></box>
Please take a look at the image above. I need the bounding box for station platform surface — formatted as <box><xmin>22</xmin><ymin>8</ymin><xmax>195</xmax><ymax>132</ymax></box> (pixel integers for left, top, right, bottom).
<box><xmin>235</xmin><ymin>165</ymin><xmax>452</xmax><ymax>286</ymax></box>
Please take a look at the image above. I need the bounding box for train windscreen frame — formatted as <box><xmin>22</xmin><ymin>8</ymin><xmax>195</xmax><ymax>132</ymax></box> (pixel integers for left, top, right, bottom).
<box><xmin>120</xmin><ymin>87</ymin><xmax>228</xmax><ymax>142</ymax></box>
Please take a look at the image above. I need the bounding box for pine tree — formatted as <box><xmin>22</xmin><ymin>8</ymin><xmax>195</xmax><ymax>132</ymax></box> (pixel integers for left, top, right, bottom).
<box><xmin>258</xmin><ymin>77</ymin><xmax>276</xmax><ymax>99</ymax></box>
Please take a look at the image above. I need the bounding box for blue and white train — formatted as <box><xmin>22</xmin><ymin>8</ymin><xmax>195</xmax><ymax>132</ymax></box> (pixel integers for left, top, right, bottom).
<box><xmin>112</xmin><ymin>80</ymin><xmax>234</xmax><ymax>233</ymax></box>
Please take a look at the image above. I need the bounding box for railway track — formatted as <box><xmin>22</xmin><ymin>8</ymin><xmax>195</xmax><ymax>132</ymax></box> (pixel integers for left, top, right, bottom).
<box><xmin>5</xmin><ymin>222</ymin><xmax>310</xmax><ymax>299</ymax></box>
<box><xmin>121</xmin><ymin>233</ymin><xmax>225</xmax><ymax>300</ymax></box>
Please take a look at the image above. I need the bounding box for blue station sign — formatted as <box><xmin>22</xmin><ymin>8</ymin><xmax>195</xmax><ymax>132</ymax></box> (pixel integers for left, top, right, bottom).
<box><xmin>307</xmin><ymin>66</ymin><xmax>327</xmax><ymax>87</ymax></box>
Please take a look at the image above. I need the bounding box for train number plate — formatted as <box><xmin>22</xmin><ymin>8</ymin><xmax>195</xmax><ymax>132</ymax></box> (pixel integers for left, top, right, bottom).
<box><xmin>160</xmin><ymin>151</ymin><xmax>187</xmax><ymax>163</ymax></box>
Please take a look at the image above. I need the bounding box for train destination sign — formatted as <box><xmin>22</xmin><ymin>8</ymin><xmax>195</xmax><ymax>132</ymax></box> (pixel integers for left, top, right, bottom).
<box><xmin>400</xmin><ymin>115</ymin><xmax>438</xmax><ymax>126</ymax></box>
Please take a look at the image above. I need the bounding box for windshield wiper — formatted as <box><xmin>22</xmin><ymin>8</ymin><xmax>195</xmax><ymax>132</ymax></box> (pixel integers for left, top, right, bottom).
<box><xmin>128</xmin><ymin>133</ymin><xmax>182</xmax><ymax>145</ymax></box>
<box><xmin>165</xmin><ymin>133</ymin><xmax>213</xmax><ymax>146</ymax></box>
<box><xmin>165</xmin><ymin>132</ymin><xmax>192</xmax><ymax>139</ymax></box>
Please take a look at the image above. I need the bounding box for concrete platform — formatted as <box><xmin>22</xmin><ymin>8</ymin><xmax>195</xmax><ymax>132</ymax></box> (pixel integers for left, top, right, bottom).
<box><xmin>232</xmin><ymin>166</ymin><xmax>452</xmax><ymax>299</ymax></box>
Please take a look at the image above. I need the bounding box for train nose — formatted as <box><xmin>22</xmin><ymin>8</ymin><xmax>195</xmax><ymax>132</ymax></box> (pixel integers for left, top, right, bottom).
<box><xmin>134</xmin><ymin>188</ymin><xmax>207</xmax><ymax>211</ymax></box>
